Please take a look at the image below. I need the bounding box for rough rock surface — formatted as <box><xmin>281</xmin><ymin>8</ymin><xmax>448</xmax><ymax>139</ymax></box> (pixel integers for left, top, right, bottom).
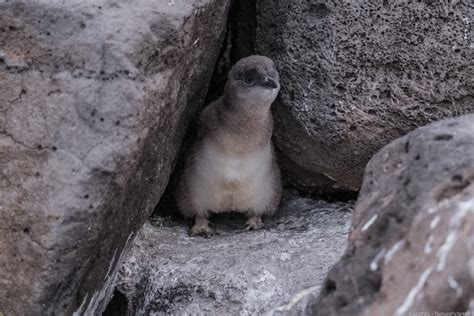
<box><xmin>0</xmin><ymin>1</ymin><xmax>230</xmax><ymax>314</ymax></box>
<box><xmin>257</xmin><ymin>0</ymin><xmax>474</xmax><ymax>192</ymax></box>
<box><xmin>312</xmin><ymin>114</ymin><xmax>474</xmax><ymax>315</ymax></box>
<box><xmin>112</xmin><ymin>192</ymin><xmax>352</xmax><ymax>315</ymax></box>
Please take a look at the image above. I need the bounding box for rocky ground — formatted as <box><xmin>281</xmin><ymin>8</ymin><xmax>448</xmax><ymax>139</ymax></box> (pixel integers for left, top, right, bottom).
<box><xmin>111</xmin><ymin>191</ymin><xmax>353</xmax><ymax>315</ymax></box>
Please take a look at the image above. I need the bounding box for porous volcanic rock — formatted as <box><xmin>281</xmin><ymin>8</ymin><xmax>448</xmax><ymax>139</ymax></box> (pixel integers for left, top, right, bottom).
<box><xmin>313</xmin><ymin>114</ymin><xmax>474</xmax><ymax>315</ymax></box>
<box><xmin>257</xmin><ymin>0</ymin><xmax>474</xmax><ymax>192</ymax></box>
<box><xmin>0</xmin><ymin>1</ymin><xmax>230</xmax><ymax>314</ymax></box>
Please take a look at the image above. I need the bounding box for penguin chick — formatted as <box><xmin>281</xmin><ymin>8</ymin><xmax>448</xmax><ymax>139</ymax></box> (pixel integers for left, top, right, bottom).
<box><xmin>176</xmin><ymin>55</ymin><xmax>282</xmax><ymax>237</ymax></box>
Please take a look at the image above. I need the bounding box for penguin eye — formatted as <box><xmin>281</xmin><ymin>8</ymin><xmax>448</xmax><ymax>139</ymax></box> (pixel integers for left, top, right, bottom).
<box><xmin>243</xmin><ymin>69</ymin><xmax>258</xmax><ymax>85</ymax></box>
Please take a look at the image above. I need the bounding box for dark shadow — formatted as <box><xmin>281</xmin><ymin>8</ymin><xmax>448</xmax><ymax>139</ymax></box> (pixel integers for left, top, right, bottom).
<box><xmin>103</xmin><ymin>289</ymin><xmax>128</xmax><ymax>316</ymax></box>
<box><xmin>205</xmin><ymin>0</ymin><xmax>257</xmax><ymax>103</ymax></box>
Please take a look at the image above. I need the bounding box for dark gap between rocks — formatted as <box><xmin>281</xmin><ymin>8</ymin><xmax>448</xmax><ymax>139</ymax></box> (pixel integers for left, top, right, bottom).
<box><xmin>286</xmin><ymin>183</ymin><xmax>359</xmax><ymax>203</ymax></box>
<box><xmin>205</xmin><ymin>0</ymin><xmax>256</xmax><ymax>103</ymax></box>
<box><xmin>103</xmin><ymin>289</ymin><xmax>128</xmax><ymax>316</ymax></box>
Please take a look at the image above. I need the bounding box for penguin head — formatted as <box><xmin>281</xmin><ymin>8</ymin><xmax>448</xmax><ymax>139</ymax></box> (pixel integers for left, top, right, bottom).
<box><xmin>225</xmin><ymin>55</ymin><xmax>280</xmax><ymax>108</ymax></box>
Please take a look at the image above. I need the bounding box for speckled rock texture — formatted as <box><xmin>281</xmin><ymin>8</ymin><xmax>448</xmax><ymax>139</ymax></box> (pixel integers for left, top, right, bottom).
<box><xmin>257</xmin><ymin>0</ymin><xmax>474</xmax><ymax>192</ymax></box>
<box><xmin>112</xmin><ymin>192</ymin><xmax>352</xmax><ymax>315</ymax></box>
<box><xmin>0</xmin><ymin>1</ymin><xmax>230</xmax><ymax>314</ymax></box>
<box><xmin>312</xmin><ymin>114</ymin><xmax>474</xmax><ymax>315</ymax></box>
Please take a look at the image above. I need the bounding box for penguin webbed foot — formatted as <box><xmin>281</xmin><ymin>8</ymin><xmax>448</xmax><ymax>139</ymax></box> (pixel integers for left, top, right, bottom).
<box><xmin>189</xmin><ymin>216</ymin><xmax>214</xmax><ymax>238</ymax></box>
<box><xmin>244</xmin><ymin>215</ymin><xmax>267</xmax><ymax>231</ymax></box>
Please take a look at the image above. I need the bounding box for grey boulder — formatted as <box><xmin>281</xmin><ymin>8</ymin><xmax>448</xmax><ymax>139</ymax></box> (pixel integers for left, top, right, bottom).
<box><xmin>257</xmin><ymin>0</ymin><xmax>474</xmax><ymax>192</ymax></box>
<box><xmin>312</xmin><ymin>114</ymin><xmax>474</xmax><ymax>315</ymax></box>
<box><xmin>0</xmin><ymin>0</ymin><xmax>230</xmax><ymax>314</ymax></box>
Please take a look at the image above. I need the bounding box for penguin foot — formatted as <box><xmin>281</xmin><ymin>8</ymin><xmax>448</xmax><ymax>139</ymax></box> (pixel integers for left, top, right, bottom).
<box><xmin>245</xmin><ymin>216</ymin><xmax>266</xmax><ymax>231</ymax></box>
<box><xmin>190</xmin><ymin>217</ymin><xmax>214</xmax><ymax>238</ymax></box>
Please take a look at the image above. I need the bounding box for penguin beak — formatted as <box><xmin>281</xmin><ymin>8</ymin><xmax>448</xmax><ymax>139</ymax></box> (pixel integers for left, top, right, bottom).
<box><xmin>261</xmin><ymin>76</ymin><xmax>278</xmax><ymax>89</ymax></box>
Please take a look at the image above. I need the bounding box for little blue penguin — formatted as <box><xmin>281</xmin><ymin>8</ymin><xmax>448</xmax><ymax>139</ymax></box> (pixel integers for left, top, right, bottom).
<box><xmin>176</xmin><ymin>55</ymin><xmax>282</xmax><ymax>237</ymax></box>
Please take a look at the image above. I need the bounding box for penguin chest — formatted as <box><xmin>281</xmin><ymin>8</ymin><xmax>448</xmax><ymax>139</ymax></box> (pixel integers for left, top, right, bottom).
<box><xmin>192</xmin><ymin>141</ymin><xmax>273</xmax><ymax>212</ymax></box>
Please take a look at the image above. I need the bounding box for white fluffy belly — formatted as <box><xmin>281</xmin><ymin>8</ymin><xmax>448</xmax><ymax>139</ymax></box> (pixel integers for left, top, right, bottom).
<box><xmin>189</xmin><ymin>141</ymin><xmax>274</xmax><ymax>213</ymax></box>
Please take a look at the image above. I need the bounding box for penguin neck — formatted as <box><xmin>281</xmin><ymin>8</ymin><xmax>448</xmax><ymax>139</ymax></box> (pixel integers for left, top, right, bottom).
<box><xmin>221</xmin><ymin>97</ymin><xmax>272</xmax><ymax>130</ymax></box>
<box><xmin>215</xmin><ymin>97</ymin><xmax>273</xmax><ymax>151</ymax></box>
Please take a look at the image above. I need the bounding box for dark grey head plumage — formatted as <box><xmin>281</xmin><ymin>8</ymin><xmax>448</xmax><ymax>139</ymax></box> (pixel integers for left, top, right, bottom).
<box><xmin>224</xmin><ymin>55</ymin><xmax>280</xmax><ymax>108</ymax></box>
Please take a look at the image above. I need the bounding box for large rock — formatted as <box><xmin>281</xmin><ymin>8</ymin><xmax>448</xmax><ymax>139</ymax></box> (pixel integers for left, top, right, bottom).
<box><xmin>0</xmin><ymin>1</ymin><xmax>230</xmax><ymax>314</ymax></box>
<box><xmin>257</xmin><ymin>0</ymin><xmax>474</xmax><ymax>192</ymax></box>
<box><xmin>110</xmin><ymin>192</ymin><xmax>352</xmax><ymax>315</ymax></box>
<box><xmin>312</xmin><ymin>114</ymin><xmax>474</xmax><ymax>315</ymax></box>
